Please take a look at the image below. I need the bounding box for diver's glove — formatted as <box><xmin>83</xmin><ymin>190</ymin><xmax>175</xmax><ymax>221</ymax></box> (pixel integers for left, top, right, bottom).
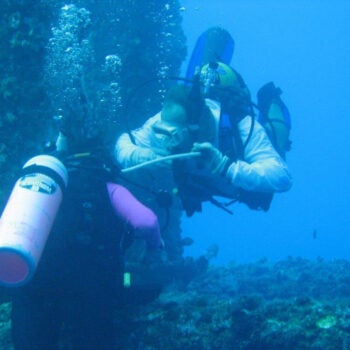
<box><xmin>130</xmin><ymin>147</ymin><xmax>157</xmax><ymax>165</ymax></box>
<box><xmin>192</xmin><ymin>142</ymin><xmax>230</xmax><ymax>176</ymax></box>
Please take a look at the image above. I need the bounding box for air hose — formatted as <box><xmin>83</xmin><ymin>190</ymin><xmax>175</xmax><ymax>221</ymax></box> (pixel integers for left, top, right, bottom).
<box><xmin>120</xmin><ymin>152</ymin><xmax>201</xmax><ymax>174</ymax></box>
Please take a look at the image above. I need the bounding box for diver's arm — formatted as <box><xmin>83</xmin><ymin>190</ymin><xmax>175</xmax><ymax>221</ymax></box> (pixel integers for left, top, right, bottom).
<box><xmin>115</xmin><ymin>115</ymin><xmax>162</xmax><ymax>168</ymax></box>
<box><xmin>115</xmin><ymin>132</ymin><xmax>158</xmax><ymax>169</ymax></box>
<box><xmin>225</xmin><ymin>116</ymin><xmax>292</xmax><ymax>192</ymax></box>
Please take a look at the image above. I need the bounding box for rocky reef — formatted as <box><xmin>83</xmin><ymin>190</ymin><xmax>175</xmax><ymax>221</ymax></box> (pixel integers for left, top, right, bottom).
<box><xmin>2</xmin><ymin>257</ymin><xmax>350</xmax><ymax>349</ymax></box>
<box><xmin>115</xmin><ymin>257</ymin><xmax>350</xmax><ymax>349</ymax></box>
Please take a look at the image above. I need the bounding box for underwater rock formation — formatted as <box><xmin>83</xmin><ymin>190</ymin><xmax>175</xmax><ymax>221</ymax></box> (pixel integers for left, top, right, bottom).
<box><xmin>0</xmin><ymin>1</ymin><xmax>55</xmax><ymax>201</ymax></box>
<box><xmin>0</xmin><ymin>0</ymin><xmax>186</xmax><ymax>202</ymax></box>
<box><xmin>114</xmin><ymin>258</ymin><xmax>350</xmax><ymax>350</ymax></box>
<box><xmin>2</xmin><ymin>257</ymin><xmax>350</xmax><ymax>348</ymax></box>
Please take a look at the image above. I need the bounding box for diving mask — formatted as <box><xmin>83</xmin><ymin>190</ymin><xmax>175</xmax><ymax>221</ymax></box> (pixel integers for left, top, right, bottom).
<box><xmin>152</xmin><ymin>120</ymin><xmax>190</xmax><ymax>151</ymax></box>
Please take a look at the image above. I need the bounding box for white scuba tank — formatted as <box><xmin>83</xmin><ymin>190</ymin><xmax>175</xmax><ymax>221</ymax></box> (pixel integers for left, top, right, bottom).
<box><xmin>0</xmin><ymin>155</ymin><xmax>68</xmax><ymax>286</ymax></box>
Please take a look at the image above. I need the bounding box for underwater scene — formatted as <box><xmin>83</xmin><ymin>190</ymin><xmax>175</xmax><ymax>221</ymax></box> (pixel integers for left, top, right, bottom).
<box><xmin>0</xmin><ymin>0</ymin><xmax>350</xmax><ymax>349</ymax></box>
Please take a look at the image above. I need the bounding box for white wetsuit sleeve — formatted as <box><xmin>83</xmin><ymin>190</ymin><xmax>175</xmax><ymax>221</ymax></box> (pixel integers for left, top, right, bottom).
<box><xmin>225</xmin><ymin>116</ymin><xmax>292</xmax><ymax>192</ymax></box>
<box><xmin>115</xmin><ymin>114</ymin><xmax>160</xmax><ymax>168</ymax></box>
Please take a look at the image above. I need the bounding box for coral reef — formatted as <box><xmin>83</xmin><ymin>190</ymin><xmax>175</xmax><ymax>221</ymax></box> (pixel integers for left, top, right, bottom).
<box><xmin>0</xmin><ymin>0</ymin><xmax>56</xmax><ymax>200</ymax></box>
<box><xmin>2</xmin><ymin>257</ymin><xmax>350</xmax><ymax>348</ymax></box>
<box><xmin>114</xmin><ymin>258</ymin><xmax>350</xmax><ymax>350</ymax></box>
<box><xmin>0</xmin><ymin>303</ymin><xmax>12</xmax><ymax>350</ymax></box>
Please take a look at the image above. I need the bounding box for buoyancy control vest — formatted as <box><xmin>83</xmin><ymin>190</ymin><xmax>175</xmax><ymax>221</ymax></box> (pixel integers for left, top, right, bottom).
<box><xmin>173</xmin><ymin>83</ymin><xmax>291</xmax><ymax>216</ymax></box>
<box><xmin>217</xmin><ymin>108</ymin><xmax>274</xmax><ymax>212</ymax></box>
<box><xmin>34</xmin><ymin>150</ymin><xmax>125</xmax><ymax>292</ymax></box>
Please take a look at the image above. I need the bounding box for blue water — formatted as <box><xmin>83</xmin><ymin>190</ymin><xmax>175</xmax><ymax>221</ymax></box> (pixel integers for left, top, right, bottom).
<box><xmin>180</xmin><ymin>0</ymin><xmax>350</xmax><ymax>265</ymax></box>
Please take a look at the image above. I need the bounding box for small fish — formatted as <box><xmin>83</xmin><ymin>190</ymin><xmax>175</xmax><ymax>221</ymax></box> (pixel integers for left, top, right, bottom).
<box><xmin>204</xmin><ymin>244</ymin><xmax>219</xmax><ymax>260</ymax></box>
<box><xmin>181</xmin><ymin>237</ymin><xmax>194</xmax><ymax>246</ymax></box>
<box><xmin>313</xmin><ymin>229</ymin><xmax>317</xmax><ymax>239</ymax></box>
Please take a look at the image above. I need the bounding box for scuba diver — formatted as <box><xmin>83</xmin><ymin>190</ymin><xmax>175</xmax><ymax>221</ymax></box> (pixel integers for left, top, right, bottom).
<box><xmin>1</xmin><ymin>121</ymin><xmax>163</xmax><ymax>349</ymax></box>
<box><xmin>115</xmin><ymin>61</ymin><xmax>292</xmax><ymax>217</ymax></box>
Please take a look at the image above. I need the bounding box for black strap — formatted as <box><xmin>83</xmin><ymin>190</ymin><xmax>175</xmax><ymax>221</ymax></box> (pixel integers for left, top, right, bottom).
<box><xmin>22</xmin><ymin>164</ymin><xmax>67</xmax><ymax>194</ymax></box>
<box><xmin>222</xmin><ymin>111</ymin><xmax>247</xmax><ymax>161</ymax></box>
<box><xmin>242</xmin><ymin>115</ymin><xmax>255</xmax><ymax>151</ymax></box>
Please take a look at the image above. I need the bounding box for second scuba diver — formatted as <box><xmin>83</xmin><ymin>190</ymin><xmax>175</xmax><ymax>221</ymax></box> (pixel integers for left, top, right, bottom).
<box><xmin>115</xmin><ymin>61</ymin><xmax>292</xmax><ymax>218</ymax></box>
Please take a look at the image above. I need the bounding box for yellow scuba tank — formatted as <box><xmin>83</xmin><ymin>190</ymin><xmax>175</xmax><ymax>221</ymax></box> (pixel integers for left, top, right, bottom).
<box><xmin>257</xmin><ymin>82</ymin><xmax>291</xmax><ymax>159</ymax></box>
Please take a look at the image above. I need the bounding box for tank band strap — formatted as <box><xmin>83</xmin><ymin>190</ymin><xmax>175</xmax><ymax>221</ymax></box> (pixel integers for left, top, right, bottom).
<box><xmin>21</xmin><ymin>165</ymin><xmax>67</xmax><ymax>194</ymax></box>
